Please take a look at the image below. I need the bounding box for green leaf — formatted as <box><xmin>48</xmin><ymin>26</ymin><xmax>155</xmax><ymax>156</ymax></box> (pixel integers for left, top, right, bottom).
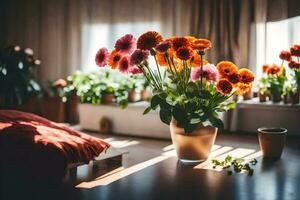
<box><xmin>159</xmin><ymin>109</ymin><xmax>172</xmax><ymax>125</ymax></box>
<box><xmin>150</xmin><ymin>95</ymin><xmax>161</xmax><ymax>109</ymax></box>
<box><xmin>143</xmin><ymin>106</ymin><xmax>152</xmax><ymax>115</ymax></box>
<box><xmin>209</xmin><ymin>116</ymin><xmax>224</xmax><ymax>130</ymax></box>
<box><xmin>190</xmin><ymin>118</ymin><xmax>201</xmax><ymax>124</ymax></box>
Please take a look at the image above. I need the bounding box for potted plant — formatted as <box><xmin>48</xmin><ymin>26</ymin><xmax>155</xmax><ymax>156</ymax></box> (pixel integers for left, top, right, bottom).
<box><xmin>95</xmin><ymin>32</ymin><xmax>255</xmax><ymax>162</ymax></box>
<box><xmin>263</xmin><ymin>64</ymin><xmax>286</xmax><ymax>103</ymax></box>
<box><xmin>0</xmin><ymin>45</ymin><xmax>42</xmax><ymax>112</ymax></box>
<box><xmin>140</xmin><ymin>79</ymin><xmax>151</xmax><ymax>101</ymax></box>
<box><xmin>286</xmin><ymin>44</ymin><xmax>300</xmax><ymax>104</ymax></box>
<box><xmin>40</xmin><ymin>79</ymin><xmax>67</xmax><ymax>122</ymax></box>
<box><xmin>283</xmin><ymin>84</ymin><xmax>293</xmax><ymax>104</ymax></box>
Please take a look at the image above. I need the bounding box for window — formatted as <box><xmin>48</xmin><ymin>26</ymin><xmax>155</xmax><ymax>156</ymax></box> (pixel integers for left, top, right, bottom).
<box><xmin>254</xmin><ymin>16</ymin><xmax>300</xmax><ymax>80</ymax></box>
<box><xmin>81</xmin><ymin>22</ymin><xmax>161</xmax><ymax>71</ymax></box>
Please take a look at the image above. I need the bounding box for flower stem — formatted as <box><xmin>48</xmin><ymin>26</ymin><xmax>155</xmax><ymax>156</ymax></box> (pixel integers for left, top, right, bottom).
<box><xmin>153</xmin><ymin>54</ymin><xmax>163</xmax><ymax>82</ymax></box>
<box><xmin>200</xmin><ymin>53</ymin><xmax>203</xmax><ymax>90</ymax></box>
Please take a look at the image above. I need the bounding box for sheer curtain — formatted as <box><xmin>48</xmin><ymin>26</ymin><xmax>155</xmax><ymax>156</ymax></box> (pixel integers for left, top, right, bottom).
<box><xmin>252</xmin><ymin>0</ymin><xmax>300</xmax><ymax>80</ymax></box>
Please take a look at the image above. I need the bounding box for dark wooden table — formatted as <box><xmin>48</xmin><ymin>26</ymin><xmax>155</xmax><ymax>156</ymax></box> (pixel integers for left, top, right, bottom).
<box><xmin>1</xmin><ymin>133</ymin><xmax>300</xmax><ymax>200</ymax></box>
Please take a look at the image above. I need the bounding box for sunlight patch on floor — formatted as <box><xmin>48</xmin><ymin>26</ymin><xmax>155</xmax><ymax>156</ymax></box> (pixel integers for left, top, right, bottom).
<box><xmin>76</xmin><ymin>144</ymin><xmax>262</xmax><ymax>188</ymax></box>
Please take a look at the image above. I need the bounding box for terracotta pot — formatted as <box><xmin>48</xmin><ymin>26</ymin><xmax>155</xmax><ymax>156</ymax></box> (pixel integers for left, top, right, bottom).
<box><xmin>17</xmin><ymin>97</ymin><xmax>42</xmax><ymax>115</ymax></box>
<box><xmin>291</xmin><ymin>91</ymin><xmax>300</xmax><ymax>104</ymax></box>
<box><xmin>271</xmin><ymin>93</ymin><xmax>281</xmax><ymax>103</ymax></box>
<box><xmin>66</xmin><ymin>93</ymin><xmax>79</xmax><ymax>124</ymax></box>
<box><xmin>243</xmin><ymin>88</ymin><xmax>252</xmax><ymax>100</ymax></box>
<box><xmin>140</xmin><ymin>89</ymin><xmax>151</xmax><ymax>101</ymax></box>
<box><xmin>101</xmin><ymin>94</ymin><xmax>114</xmax><ymax>104</ymax></box>
<box><xmin>128</xmin><ymin>91</ymin><xmax>137</xmax><ymax>102</ymax></box>
<box><xmin>170</xmin><ymin>118</ymin><xmax>217</xmax><ymax>162</ymax></box>
<box><xmin>258</xmin><ymin>92</ymin><xmax>268</xmax><ymax>102</ymax></box>
<box><xmin>258</xmin><ymin>127</ymin><xmax>287</xmax><ymax>159</ymax></box>
<box><xmin>41</xmin><ymin>97</ymin><xmax>65</xmax><ymax>122</ymax></box>
<box><xmin>283</xmin><ymin>94</ymin><xmax>291</xmax><ymax>104</ymax></box>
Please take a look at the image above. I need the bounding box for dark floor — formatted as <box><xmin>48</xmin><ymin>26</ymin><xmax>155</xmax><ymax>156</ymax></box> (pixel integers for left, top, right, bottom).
<box><xmin>1</xmin><ymin>132</ymin><xmax>300</xmax><ymax>200</ymax></box>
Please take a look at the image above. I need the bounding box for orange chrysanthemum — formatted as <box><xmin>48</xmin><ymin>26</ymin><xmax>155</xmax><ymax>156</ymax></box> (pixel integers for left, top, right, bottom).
<box><xmin>235</xmin><ymin>82</ymin><xmax>252</xmax><ymax>95</ymax></box>
<box><xmin>176</xmin><ymin>46</ymin><xmax>193</xmax><ymax>60</ymax></box>
<box><xmin>189</xmin><ymin>53</ymin><xmax>208</xmax><ymax>67</ymax></box>
<box><xmin>267</xmin><ymin>64</ymin><xmax>282</xmax><ymax>76</ymax></box>
<box><xmin>108</xmin><ymin>50</ymin><xmax>122</xmax><ymax>69</ymax></box>
<box><xmin>262</xmin><ymin>64</ymin><xmax>269</xmax><ymax>73</ymax></box>
<box><xmin>156</xmin><ymin>53</ymin><xmax>168</xmax><ymax>67</ymax></box>
<box><xmin>216</xmin><ymin>79</ymin><xmax>233</xmax><ymax>95</ymax></box>
<box><xmin>217</xmin><ymin>61</ymin><xmax>238</xmax><ymax>78</ymax></box>
<box><xmin>238</xmin><ymin>68</ymin><xmax>254</xmax><ymax>84</ymax></box>
<box><xmin>227</xmin><ymin>73</ymin><xmax>240</xmax><ymax>84</ymax></box>
<box><xmin>191</xmin><ymin>39</ymin><xmax>212</xmax><ymax>51</ymax></box>
<box><xmin>137</xmin><ymin>31</ymin><xmax>163</xmax><ymax>50</ymax></box>
<box><xmin>185</xmin><ymin>36</ymin><xmax>197</xmax><ymax>44</ymax></box>
<box><xmin>171</xmin><ymin>37</ymin><xmax>190</xmax><ymax>51</ymax></box>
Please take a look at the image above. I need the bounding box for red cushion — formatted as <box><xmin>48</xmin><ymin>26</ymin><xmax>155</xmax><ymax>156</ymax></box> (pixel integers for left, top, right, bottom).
<box><xmin>0</xmin><ymin>110</ymin><xmax>110</xmax><ymax>180</ymax></box>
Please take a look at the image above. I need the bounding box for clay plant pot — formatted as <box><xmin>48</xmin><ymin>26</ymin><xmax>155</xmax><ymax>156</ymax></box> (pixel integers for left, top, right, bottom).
<box><xmin>66</xmin><ymin>93</ymin><xmax>79</xmax><ymax>124</ymax></box>
<box><xmin>290</xmin><ymin>91</ymin><xmax>300</xmax><ymax>104</ymax></box>
<box><xmin>170</xmin><ymin>118</ymin><xmax>217</xmax><ymax>163</ymax></box>
<box><xmin>41</xmin><ymin>96</ymin><xmax>65</xmax><ymax>122</ymax></box>
<box><xmin>283</xmin><ymin>94</ymin><xmax>291</xmax><ymax>104</ymax></box>
<box><xmin>140</xmin><ymin>89</ymin><xmax>151</xmax><ymax>101</ymax></box>
<box><xmin>271</xmin><ymin>93</ymin><xmax>281</xmax><ymax>103</ymax></box>
<box><xmin>101</xmin><ymin>94</ymin><xmax>114</xmax><ymax>104</ymax></box>
<box><xmin>243</xmin><ymin>88</ymin><xmax>252</xmax><ymax>100</ymax></box>
<box><xmin>128</xmin><ymin>91</ymin><xmax>138</xmax><ymax>102</ymax></box>
<box><xmin>258</xmin><ymin>91</ymin><xmax>268</xmax><ymax>102</ymax></box>
<box><xmin>258</xmin><ymin>127</ymin><xmax>287</xmax><ymax>159</ymax></box>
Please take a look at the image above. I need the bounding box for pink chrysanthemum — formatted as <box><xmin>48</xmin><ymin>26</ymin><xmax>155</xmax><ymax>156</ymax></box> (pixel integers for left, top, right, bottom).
<box><xmin>190</xmin><ymin>64</ymin><xmax>218</xmax><ymax>82</ymax></box>
<box><xmin>95</xmin><ymin>47</ymin><xmax>109</xmax><ymax>67</ymax></box>
<box><xmin>118</xmin><ymin>56</ymin><xmax>132</xmax><ymax>73</ymax></box>
<box><xmin>114</xmin><ymin>34</ymin><xmax>136</xmax><ymax>55</ymax></box>
<box><xmin>155</xmin><ymin>41</ymin><xmax>171</xmax><ymax>53</ymax></box>
<box><xmin>130</xmin><ymin>49</ymin><xmax>149</xmax><ymax>65</ymax></box>
<box><xmin>129</xmin><ymin>66</ymin><xmax>143</xmax><ymax>74</ymax></box>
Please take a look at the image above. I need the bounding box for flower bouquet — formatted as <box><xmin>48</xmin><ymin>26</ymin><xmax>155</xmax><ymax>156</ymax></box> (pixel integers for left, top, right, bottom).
<box><xmin>95</xmin><ymin>31</ymin><xmax>254</xmax><ymax>161</ymax></box>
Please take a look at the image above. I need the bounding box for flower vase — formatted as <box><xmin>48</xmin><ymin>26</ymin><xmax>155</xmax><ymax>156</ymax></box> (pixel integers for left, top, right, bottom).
<box><xmin>170</xmin><ymin>118</ymin><xmax>217</xmax><ymax>163</ymax></box>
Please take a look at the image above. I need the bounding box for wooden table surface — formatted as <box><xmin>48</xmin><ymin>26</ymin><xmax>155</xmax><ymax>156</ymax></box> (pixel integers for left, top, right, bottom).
<box><xmin>1</xmin><ymin>133</ymin><xmax>300</xmax><ymax>200</ymax></box>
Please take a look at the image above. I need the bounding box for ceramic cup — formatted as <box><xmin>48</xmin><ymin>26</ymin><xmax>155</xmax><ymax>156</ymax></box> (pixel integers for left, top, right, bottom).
<box><xmin>258</xmin><ymin>127</ymin><xmax>287</xmax><ymax>159</ymax></box>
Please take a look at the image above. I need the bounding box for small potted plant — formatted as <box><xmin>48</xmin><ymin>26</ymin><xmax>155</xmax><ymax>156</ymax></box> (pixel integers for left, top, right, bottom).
<box><xmin>101</xmin><ymin>86</ymin><xmax>115</xmax><ymax>104</ymax></box>
<box><xmin>287</xmin><ymin>44</ymin><xmax>300</xmax><ymax>104</ymax></box>
<box><xmin>283</xmin><ymin>84</ymin><xmax>293</xmax><ymax>104</ymax></box>
<box><xmin>263</xmin><ymin>64</ymin><xmax>286</xmax><ymax>103</ymax></box>
<box><xmin>0</xmin><ymin>46</ymin><xmax>42</xmax><ymax>112</ymax></box>
<box><xmin>95</xmin><ymin>32</ymin><xmax>255</xmax><ymax>162</ymax></box>
<box><xmin>258</xmin><ymin>65</ymin><xmax>271</xmax><ymax>102</ymax></box>
<box><xmin>41</xmin><ymin>79</ymin><xmax>67</xmax><ymax>122</ymax></box>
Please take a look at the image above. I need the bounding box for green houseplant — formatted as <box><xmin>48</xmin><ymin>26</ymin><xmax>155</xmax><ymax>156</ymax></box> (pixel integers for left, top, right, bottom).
<box><xmin>0</xmin><ymin>46</ymin><xmax>41</xmax><ymax>108</ymax></box>
<box><xmin>96</xmin><ymin>31</ymin><xmax>255</xmax><ymax>162</ymax></box>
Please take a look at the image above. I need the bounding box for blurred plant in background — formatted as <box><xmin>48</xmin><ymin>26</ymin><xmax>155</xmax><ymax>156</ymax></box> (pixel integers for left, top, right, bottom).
<box><xmin>63</xmin><ymin>69</ymin><xmax>148</xmax><ymax>108</ymax></box>
<box><xmin>0</xmin><ymin>45</ymin><xmax>42</xmax><ymax>107</ymax></box>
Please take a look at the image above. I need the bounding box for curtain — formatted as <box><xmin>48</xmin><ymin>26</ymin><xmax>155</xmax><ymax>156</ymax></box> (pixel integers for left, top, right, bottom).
<box><xmin>1</xmin><ymin>0</ymin><xmax>299</xmax><ymax>84</ymax></box>
<box><xmin>188</xmin><ymin>0</ymin><xmax>254</xmax><ymax>69</ymax></box>
<box><xmin>0</xmin><ymin>0</ymin><xmax>89</xmax><ymax>85</ymax></box>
